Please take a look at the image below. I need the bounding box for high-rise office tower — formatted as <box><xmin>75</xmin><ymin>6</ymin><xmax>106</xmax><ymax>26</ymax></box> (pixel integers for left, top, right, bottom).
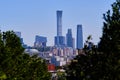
<box><xmin>57</xmin><ymin>10</ymin><xmax>62</xmax><ymax>36</ymax></box>
<box><xmin>66</xmin><ymin>29</ymin><xmax>73</xmax><ymax>48</ymax></box>
<box><xmin>15</xmin><ymin>31</ymin><xmax>27</xmax><ymax>48</ymax></box>
<box><xmin>55</xmin><ymin>36</ymin><xmax>65</xmax><ymax>46</ymax></box>
<box><xmin>54</xmin><ymin>10</ymin><xmax>65</xmax><ymax>47</ymax></box>
<box><xmin>34</xmin><ymin>35</ymin><xmax>47</xmax><ymax>47</ymax></box>
<box><xmin>76</xmin><ymin>25</ymin><xmax>83</xmax><ymax>49</ymax></box>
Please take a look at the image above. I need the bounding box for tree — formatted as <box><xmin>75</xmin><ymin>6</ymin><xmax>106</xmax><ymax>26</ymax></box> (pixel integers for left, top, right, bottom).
<box><xmin>0</xmin><ymin>31</ymin><xmax>7</xmax><ymax>79</ymax></box>
<box><xmin>66</xmin><ymin>0</ymin><xmax>120</xmax><ymax>80</ymax></box>
<box><xmin>66</xmin><ymin>36</ymin><xmax>99</xmax><ymax>80</ymax></box>
<box><xmin>98</xmin><ymin>0</ymin><xmax>120</xmax><ymax>79</ymax></box>
<box><xmin>0</xmin><ymin>31</ymin><xmax>51</xmax><ymax>79</ymax></box>
<box><xmin>99</xmin><ymin>0</ymin><xmax>120</xmax><ymax>53</ymax></box>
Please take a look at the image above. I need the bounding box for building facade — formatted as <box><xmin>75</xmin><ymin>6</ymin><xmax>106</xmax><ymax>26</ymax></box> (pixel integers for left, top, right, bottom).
<box><xmin>54</xmin><ymin>10</ymin><xmax>65</xmax><ymax>47</ymax></box>
<box><xmin>72</xmin><ymin>38</ymin><xmax>75</xmax><ymax>49</ymax></box>
<box><xmin>66</xmin><ymin>29</ymin><xmax>73</xmax><ymax>48</ymax></box>
<box><xmin>34</xmin><ymin>35</ymin><xmax>47</xmax><ymax>47</ymax></box>
<box><xmin>57</xmin><ymin>10</ymin><xmax>62</xmax><ymax>36</ymax></box>
<box><xmin>76</xmin><ymin>25</ymin><xmax>83</xmax><ymax>49</ymax></box>
<box><xmin>54</xmin><ymin>36</ymin><xmax>65</xmax><ymax>47</ymax></box>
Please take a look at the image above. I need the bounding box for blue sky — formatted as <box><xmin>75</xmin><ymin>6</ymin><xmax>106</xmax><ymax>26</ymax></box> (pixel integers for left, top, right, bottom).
<box><xmin>0</xmin><ymin>0</ymin><xmax>115</xmax><ymax>46</ymax></box>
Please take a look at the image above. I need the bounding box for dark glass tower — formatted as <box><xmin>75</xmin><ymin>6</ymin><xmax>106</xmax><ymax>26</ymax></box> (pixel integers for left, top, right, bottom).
<box><xmin>76</xmin><ymin>25</ymin><xmax>83</xmax><ymax>49</ymax></box>
<box><xmin>57</xmin><ymin>11</ymin><xmax>62</xmax><ymax>36</ymax></box>
<box><xmin>66</xmin><ymin>29</ymin><xmax>73</xmax><ymax>48</ymax></box>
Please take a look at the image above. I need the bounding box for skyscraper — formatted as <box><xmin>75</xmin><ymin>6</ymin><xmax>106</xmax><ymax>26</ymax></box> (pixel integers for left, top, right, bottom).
<box><xmin>66</xmin><ymin>29</ymin><xmax>73</xmax><ymax>48</ymax></box>
<box><xmin>15</xmin><ymin>31</ymin><xmax>27</xmax><ymax>48</ymax></box>
<box><xmin>57</xmin><ymin>10</ymin><xmax>62</xmax><ymax>36</ymax></box>
<box><xmin>76</xmin><ymin>25</ymin><xmax>83</xmax><ymax>49</ymax></box>
<box><xmin>55</xmin><ymin>36</ymin><xmax>65</xmax><ymax>46</ymax></box>
<box><xmin>54</xmin><ymin>10</ymin><xmax>65</xmax><ymax>47</ymax></box>
<box><xmin>34</xmin><ymin>35</ymin><xmax>47</xmax><ymax>47</ymax></box>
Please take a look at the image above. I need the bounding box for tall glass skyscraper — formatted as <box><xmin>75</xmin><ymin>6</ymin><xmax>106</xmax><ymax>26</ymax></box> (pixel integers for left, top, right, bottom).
<box><xmin>54</xmin><ymin>10</ymin><xmax>65</xmax><ymax>47</ymax></box>
<box><xmin>57</xmin><ymin>11</ymin><xmax>62</xmax><ymax>36</ymax></box>
<box><xmin>66</xmin><ymin>29</ymin><xmax>73</xmax><ymax>48</ymax></box>
<box><xmin>76</xmin><ymin>25</ymin><xmax>83</xmax><ymax>49</ymax></box>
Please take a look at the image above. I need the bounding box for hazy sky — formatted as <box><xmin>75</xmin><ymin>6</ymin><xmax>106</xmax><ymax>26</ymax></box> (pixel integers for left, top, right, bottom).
<box><xmin>0</xmin><ymin>0</ymin><xmax>115</xmax><ymax>46</ymax></box>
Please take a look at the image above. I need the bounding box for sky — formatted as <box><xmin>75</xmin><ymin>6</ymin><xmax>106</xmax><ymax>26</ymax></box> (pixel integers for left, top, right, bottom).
<box><xmin>0</xmin><ymin>0</ymin><xmax>115</xmax><ymax>47</ymax></box>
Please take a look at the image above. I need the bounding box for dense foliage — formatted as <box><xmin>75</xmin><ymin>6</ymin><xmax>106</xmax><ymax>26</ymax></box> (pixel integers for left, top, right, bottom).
<box><xmin>0</xmin><ymin>31</ymin><xmax>51</xmax><ymax>80</ymax></box>
<box><xmin>66</xmin><ymin>0</ymin><xmax>120</xmax><ymax>80</ymax></box>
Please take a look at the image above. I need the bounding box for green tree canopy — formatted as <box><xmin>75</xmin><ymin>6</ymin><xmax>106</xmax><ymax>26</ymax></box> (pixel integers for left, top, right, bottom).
<box><xmin>0</xmin><ymin>31</ymin><xmax>51</xmax><ymax>80</ymax></box>
<box><xmin>66</xmin><ymin>0</ymin><xmax>120</xmax><ymax>80</ymax></box>
<box><xmin>99</xmin><ymin>0</ymin><xmax>120</xmax><ymax>54</ymax></box>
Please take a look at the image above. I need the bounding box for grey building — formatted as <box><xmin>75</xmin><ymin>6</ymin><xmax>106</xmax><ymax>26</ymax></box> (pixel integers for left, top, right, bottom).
<box><xmin>72</xmin><ymin>38</ymin><xmax>75</xmax><ymax>49</ymax></box>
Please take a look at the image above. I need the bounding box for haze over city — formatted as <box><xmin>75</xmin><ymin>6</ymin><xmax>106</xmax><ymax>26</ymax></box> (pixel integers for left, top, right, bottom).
<box><xmin>0</xmin><ymin>0</ymin><xmax>114</xmax><ymax>46</ymax></box>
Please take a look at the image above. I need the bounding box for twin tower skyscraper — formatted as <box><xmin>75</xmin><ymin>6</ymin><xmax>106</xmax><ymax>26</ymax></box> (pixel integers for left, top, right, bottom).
<box><xmin>54</xmin><ymin>10</ymin><xmax>83</xmax><ymax>49</ymax></box>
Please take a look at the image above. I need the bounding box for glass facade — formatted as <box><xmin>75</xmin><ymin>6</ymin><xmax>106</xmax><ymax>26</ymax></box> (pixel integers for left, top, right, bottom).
<box><xmin>66</xmin><ymin>29</ymin><xmax>73</xmax><ymax>48</ymax></box>
<box><xmin>57</xmin><ymin>11</ymin><xmax>62</xmax><ymax>36</ymax></box>
<box><xmin>76</xmin><ymin>25</ymin><xmax>83</xmax><ymax>49</ymax></box>
<box><xmin>34</xmin><ymin>35</ymin><xmax>47</xmax><ymax>47</ymax></box>
<box><xmin>54</xmin><ymin>36</ymin><xmax>65</xmax><ymax>47</ymax></box>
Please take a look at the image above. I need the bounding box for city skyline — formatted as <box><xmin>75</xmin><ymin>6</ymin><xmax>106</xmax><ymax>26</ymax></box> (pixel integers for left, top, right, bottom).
<box><xmin>0</xmin><ymin>0</ymin><xmax>114</xmax><ymax>46</ymax></box>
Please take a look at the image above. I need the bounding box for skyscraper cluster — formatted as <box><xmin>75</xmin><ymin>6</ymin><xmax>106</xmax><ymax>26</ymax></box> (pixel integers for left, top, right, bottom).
<box><xmin>16</xmin><ymin>10</ymin><xmax>83</xmax><ymax>50</ymax></box>
<box><xmin>18</xmin><ymin>10</ymin><xmax>84</xmax><ymax>67</ymax></box>
<box><xmin>54</xmin><ymin>10</ymin><xmax>83</xmax><ymax>49</ymax></box>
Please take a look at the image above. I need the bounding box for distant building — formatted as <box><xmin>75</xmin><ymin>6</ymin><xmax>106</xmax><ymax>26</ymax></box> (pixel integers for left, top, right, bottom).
<box><xmin>51</xmin><ymin>56</ymin><xmax>66</xmax><ymax>66</ymax></box>
<box><xmin>54</xmin><ymin>36</ymin><xmax>65</xmax><ymax>47</ymax></box>
<box><xmin>54</xmin><ymin>10</ymin><xmax>65</xmax><ymax>47</ymax></box>
<box><xmin>66</xmin><ymin>29</ymin><xmax>73</xmax><ymax>48</ymax></box>
<box><xmin>34</xmin><ymin>35</ymin><xmax>47</xmax><ymax>47</ymax></box>
<box><xmin>15</xmin><ymin>32</ymin><xmax>21</xmax><ymax>38</ymax></box>
<box><xmin>76</xmin><ymin>25</ymin><xmax>83</xmax><ymax>49</ymax></box>
<box><xmin>15</xmin><ymin>31</ymin><xmax>24</xmax><ymax>45</ymax></box>
<box><xmin>25</xmin><ymin>49</ymin><xmax>39</xmax><ymax>56</ymax></box>
<box><xmin>72</xmin><ymin>38</ymin><xmax>75</xmax><ymax>49</ymax></box>
<box><xmin>47</xmin><ymin>64</ymin><xmax>55</xmax><ymax>72</ymax></box>
<box><xmin>57</xmin><ymin>10</ymin><xmax>62</xmax><ymax>36</ymax></box>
